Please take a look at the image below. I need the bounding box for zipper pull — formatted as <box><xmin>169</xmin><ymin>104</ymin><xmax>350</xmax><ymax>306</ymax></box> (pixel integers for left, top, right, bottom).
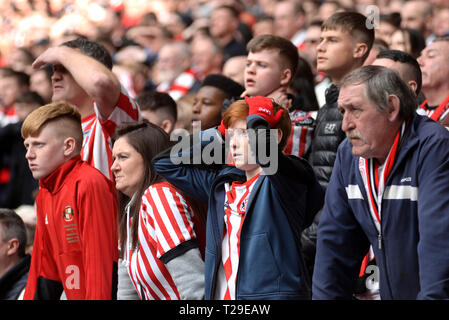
<box><xmin>378</xmin><ymin>234</ymin><xmax>382</xmax><ymax>250</ymax></box>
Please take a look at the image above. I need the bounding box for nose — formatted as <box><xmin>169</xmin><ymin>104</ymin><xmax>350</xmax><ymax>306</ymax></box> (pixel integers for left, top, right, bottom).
<box><xmin>245</xmin><ymin>62</ymin><xmax>255</xmax><ymax>74</ymax></box>
<box><xmin>51</xmin><ymin>70</ymin><xmax>62</xmax><ymax>83</ymax></box>
<box><xmin>192</xmin><ymin>101</ymin><xmax>201</xmax><ymax>114</ymax></box>
<box><xmin>416</xmin><ymin>55</ymin><xmax>423</xmax><ymax>67</ymax></box>
<box><xmin>25</xmin><ymin>147</ymin><xmax>35</xmax><ymax>160</ymax></box>
<box><xmin>229</xmin><ymin>133</ymin><xmax>239</xmax><ymax>150</ymax></box>
<box><xmin>341</xmin><ymin>112</ymin><xmax>355</xmax><ymax>133</ymax></box>
<box><xmin>317</xmin><ymin>40</ymin><xmax>325</xmax><ymax>52</ymax></box>
<box><xmin>110</xmin><ymin>159</ymin><xmax>119</xmax><ymax>173</ymax></box>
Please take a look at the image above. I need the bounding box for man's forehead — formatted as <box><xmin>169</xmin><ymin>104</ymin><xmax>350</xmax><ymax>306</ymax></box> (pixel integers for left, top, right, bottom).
<box><xmin>338</xmin><ymin>84</ymin><xmax>366</xmax><ymax>104</ymax></box>
<box><xmin>423</xmin><ymin>41</ymin><xmax>449</xmax><ymax>54</ymax></box>
<box><xmin>320</xmin><ymin>27</ymin><xmax>349</xmax><ymax>37</ymax></box>
<box><xmin>248</xmin><ymin>49</ymin><xmax>279</xmax><ymax>59</ymax></box>
<box><xmin>372</xmin><ymin>58</ymin><xmax>402</xmax><ymax>75</ymax></box>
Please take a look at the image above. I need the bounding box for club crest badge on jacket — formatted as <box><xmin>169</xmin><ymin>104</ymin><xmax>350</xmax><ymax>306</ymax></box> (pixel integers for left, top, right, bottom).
<box><xmin>63</xmin><ymin>205</ymin><xmax>74</xmax><ymax>222</ymax></box>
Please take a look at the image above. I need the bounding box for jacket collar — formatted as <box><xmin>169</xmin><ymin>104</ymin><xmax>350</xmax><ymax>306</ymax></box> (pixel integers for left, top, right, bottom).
<box><xmin>39</xmin><ymin>155</ymin><xmax>81</xmax><ymax>194</ymax></box>
<box><xmin>386</xmin><ymin>114</ymin><xmax>420</xmax><ymax>181</ymax></box>
<box><xmin>325</xmin><ymin>84</ymin><xmax>339</xmax><ymax>105</ymax></box>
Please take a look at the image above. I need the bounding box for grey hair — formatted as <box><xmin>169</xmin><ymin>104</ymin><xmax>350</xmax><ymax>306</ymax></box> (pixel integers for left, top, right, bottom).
<box><xmin>340</xmin><ymin>65</ymin><xmax>417</xmax><ymax>121</ymax></box>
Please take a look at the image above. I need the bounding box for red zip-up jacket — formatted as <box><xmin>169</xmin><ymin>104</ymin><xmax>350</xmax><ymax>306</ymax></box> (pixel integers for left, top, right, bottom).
<box><xmin>24</xmin><ymin>156</ymin><xmax>118</xmax><ymax>300</ymax></box>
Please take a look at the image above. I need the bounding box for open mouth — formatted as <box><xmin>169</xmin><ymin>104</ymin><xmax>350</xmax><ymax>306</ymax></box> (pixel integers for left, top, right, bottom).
<box><xmin>245</xmin><ymin>78</ymin><xmax>255</xmax><ymax>86</ymax></box>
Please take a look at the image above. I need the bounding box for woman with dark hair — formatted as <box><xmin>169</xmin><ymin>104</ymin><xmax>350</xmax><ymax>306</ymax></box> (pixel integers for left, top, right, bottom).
<box><xmin>283</xmin><ymin>56</ymin><xmax>319</xmax><ymax>159</ymax></box>
<box><xmin>111</xmin><ymin>120</ymin><xmax>205</xmax><ymax>300</ymax></box>
<box><xmin>288</xmin><ymin>56</ymin><xmax>320</xmax><ymax>112</ymax></box>
<box><xmin>390</xmin><ymin>28</ymin><xmax>426</xmax><ymax>58</ymax></box>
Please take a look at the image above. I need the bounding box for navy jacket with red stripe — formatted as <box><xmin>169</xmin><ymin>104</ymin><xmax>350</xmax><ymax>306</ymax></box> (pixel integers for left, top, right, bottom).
<box><xmin>313</xmin><ymin>114</ymin><xmax>449</xmax><ymax>299</ymax></box>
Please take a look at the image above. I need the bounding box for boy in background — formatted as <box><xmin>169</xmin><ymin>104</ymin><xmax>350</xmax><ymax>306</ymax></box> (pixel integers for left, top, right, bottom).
<box><xmin>303</xmin><ymin>11</ymin><xmax>375</xmax><ymax>291</ymax></box>
<box><xmin>244</xmin><ymin>34</ymin><xmax>316</xmax><ymax>158</ymax></box>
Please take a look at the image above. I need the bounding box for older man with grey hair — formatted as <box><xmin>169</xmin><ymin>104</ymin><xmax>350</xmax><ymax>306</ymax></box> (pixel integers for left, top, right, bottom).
<box><xmin>312</xmin><ymin>65</ymin><xmax>449</xmax><ymax>300</ymax></box>
<box><xmin>155</xmin><ymin>41</ymin><xmax>199</xmax><ymax>101</ymax></box>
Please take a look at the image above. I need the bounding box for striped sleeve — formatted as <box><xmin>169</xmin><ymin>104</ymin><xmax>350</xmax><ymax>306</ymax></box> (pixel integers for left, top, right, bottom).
<box><xmin>81</xmin><ymin>85</ymin><xmax>140</xmax><ymax>180</ymax></box>
<box><xmin>283</xmin><ymin>110</ymin><xmax>315</xmax><ymax>158</ymax></box>
<box><xmin>141</xmin><ymin>182</ymin><xmax>197</xmax><ymax>259</ymax></box>
<box><xmin>94</xmin><ymin>84</ymin><xmax>141</xmax><ymax>137</ymax></box>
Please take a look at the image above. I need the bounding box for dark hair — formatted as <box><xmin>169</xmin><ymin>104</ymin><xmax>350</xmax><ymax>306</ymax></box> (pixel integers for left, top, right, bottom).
<box><xmin>0</xmin><ymin>208</ymin><xmax>27</xmax><ymax>258</ymax></box>
<box><xmin>289</xmin><ymin>57</ymin><xmax>319</xmax><ymax>111</ymax></box>
<box><xmin>15</xmin><ymin>91</ymin><xmax>45</xmax><ymax>105</ymax></box>
<box><xmin>61</xmin><ymin>38</ymin><xmax>113</xmax><ymax>70</ymax></box>
<box><xmin>247</xmin><ymin>34</ymin><xmax>299</xmax><ymax>76</ymax></box>
<box><xmin>380</xmin><ymin>13</ymin><xmax>401</xmax><ymax>28</ymax></box>
<box><xmin>214</xmin><ymin>5</ymin><xmax>240</xmax><ymax>19</ymax></box>
<box><xmin>112</xmin><ymin>120</ymin><xmax>172</xmax><ymax>255</ymax></box>
<box><xmin>403</xmin><ymin>28</ymin><xmax>426</xmax><ymax>58</ymax></box>
<box><xmin>1</xmin><ymin>68</ymin><xmax>30</xmax><ymax>87</ymax></box>
<box><xmin>201</xmin><ymin>74</ymin><xmax>245</xmax><ymax>98</ymax></box>
<box><xmin>376</xmin><ymin>49</ymin><xmax>422</xmax><ymax>94</ymax></box>
<box><xmin>136</xmin><ymin>91</ymin><xmax>177</xmax><ymax>122</ymax></box>
<box><xmin>322</xmin><ymin>12</ymin><xmax>375</xmax><ymax>62</ymax></box>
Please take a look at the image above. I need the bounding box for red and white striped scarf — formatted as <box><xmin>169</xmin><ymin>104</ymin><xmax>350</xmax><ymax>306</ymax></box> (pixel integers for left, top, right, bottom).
<box><xmin>157</xmin><ymin>69</ymin><xmax>197</xmax><ymax>101</ymax></box>
<box><xmin>220</xmin><ymin>172</ymin><xmax>261</xmax><ymax>300</ymax></box>
<box><xmin>417</xmin><ymin>93</ymin><xmax>449</xmax><ymax>122</ymax></box>
<box><xmin>358</xmin><ymin>121</ymin><xmax>408</xmax><ymax>281</ymax></box>
<box><xmin>358</xmin><ymin>121</ymin><xmax>408</xmax><ymax>237</ymax></box>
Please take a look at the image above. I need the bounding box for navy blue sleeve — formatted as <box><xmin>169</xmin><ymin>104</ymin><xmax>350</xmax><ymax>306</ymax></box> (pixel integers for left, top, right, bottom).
<box><xmin>416</xmin><ymin>135</ymin><xmax>449</xmax><ymax>299</ymax></box>
<box><xmin>152</xmin><ymin>128</ymin><xmax>223</xmax><ymax>203</ymax></box>
<box><xmin>312</xmin><ymin>145</ymin><xmax>369</xmax><ymax>299</ymax></box>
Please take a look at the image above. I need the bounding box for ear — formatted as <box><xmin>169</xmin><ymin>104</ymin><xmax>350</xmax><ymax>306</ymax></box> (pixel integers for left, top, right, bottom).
<box><xmin>277</xmin><ymin>128</ymin><xmax>283</xmax><ymax>144</ymax></box>
<box><xmin>6</xmin><ymin>238</ymin><xmax>19</xmax><ymax>256</ymax></box>
<box><xmin>386</xmin><ymin>94</ymin><xmax>401</xmax><ymax>122</ymax></box>
<box><xmin>353</xmin><ymin>42</ymin><xmax>369</xmax><ymax>60</ymax></box>
<box><xmin>279</xmin><ymin>68</ymin><xmax>292</xmax><ymax>87</ymax></box>
<box><xmin>408</xmin><ymin>80</ymin><xmax>418</xmax><ymax>95</ymax></box>
<box><xmin>161</xmin><ymin>119</ymin><xmax>174</xmax><ymax>135</ymax></box>
<box><xmin>63</xmin><ymin>137</ymin><xmax>77</xmax><ymax>157</ymax></box>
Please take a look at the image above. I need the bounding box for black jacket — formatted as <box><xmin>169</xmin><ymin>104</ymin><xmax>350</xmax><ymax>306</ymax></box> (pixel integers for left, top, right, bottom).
<box><xmin>0</xmin><ymin>254</ymin><xmax>31</xmax><ymax>299</ymax></box>
<box><xmin>307</xmin><ymin>84</ymin><xmax>345</xmax><ymax>191</ymax></box>
<box><xmin>0</xmin><ymin>121</ymin><xmax>38</xmax><ymax>208</ymax></box>
<box><xmin>301</xmin><ymin>84</ymin><xmax>345</xmax><ymax>277</ymax></box>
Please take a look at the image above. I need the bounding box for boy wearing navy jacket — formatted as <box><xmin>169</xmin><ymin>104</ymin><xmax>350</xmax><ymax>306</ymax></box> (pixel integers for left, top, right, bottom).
<box><xmin>153</xmin><ymin>96</ymin><xmax>323</xmax><ymax>299</ymax></box>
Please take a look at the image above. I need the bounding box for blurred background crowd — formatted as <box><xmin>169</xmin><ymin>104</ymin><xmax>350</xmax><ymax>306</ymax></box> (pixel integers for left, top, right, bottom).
<box><xmin>0</xmin><ymin>0</ymin><xmax>448</xmax><ymax>294</ymax></box>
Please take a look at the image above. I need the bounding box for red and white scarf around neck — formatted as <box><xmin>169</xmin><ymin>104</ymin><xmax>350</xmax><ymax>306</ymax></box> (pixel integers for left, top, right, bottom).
<box><xmin>417</xmin><ymin>93</ymin><xmax>449</xmax><ymax>122</ymax></box>
<box><xmin>358</xmin><ymin>121</ymin><xmax>408</xmax><ymax>235</ymax></box>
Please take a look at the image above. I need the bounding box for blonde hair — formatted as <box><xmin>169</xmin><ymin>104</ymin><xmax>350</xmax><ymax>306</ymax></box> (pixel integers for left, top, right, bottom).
<box><xmin>21</xmin><ymin>101</ymin><xmax>83</xmax><ymax>152</ymax></box>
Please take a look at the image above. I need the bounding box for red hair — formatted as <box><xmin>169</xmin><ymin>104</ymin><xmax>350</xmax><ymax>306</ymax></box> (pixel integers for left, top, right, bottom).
<box><xmin>222</xmin><ymin>99</ymin><xmax>291</xmax><ymax>150</ymax></box>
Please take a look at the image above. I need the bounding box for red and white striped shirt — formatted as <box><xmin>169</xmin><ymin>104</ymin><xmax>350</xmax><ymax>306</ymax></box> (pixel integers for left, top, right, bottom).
<box><xmin>283</xmin><ymin>110</ymin><xmax>315</xmax><ymax>158</ymax></box>
<box><xmin>81</xmin><ymin>85</ymin><xmax>140</xmax><ymax>180</ymax></box>
<box><xmin>127</xmin><ymin>181</ymin><xmax>198</xmax><ymax>300</ymax></box>
<box><xmin>216</xmin><ymin>172</ymin><xmax>261</xmax><ymax>300</ymax></box>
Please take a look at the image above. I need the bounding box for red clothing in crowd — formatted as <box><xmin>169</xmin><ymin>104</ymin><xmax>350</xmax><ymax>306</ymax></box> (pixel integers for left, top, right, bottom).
<box><xmin>24</xmin><ymin>156</ymin><xmax>119</xmax><ymax>300</ymax></box>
